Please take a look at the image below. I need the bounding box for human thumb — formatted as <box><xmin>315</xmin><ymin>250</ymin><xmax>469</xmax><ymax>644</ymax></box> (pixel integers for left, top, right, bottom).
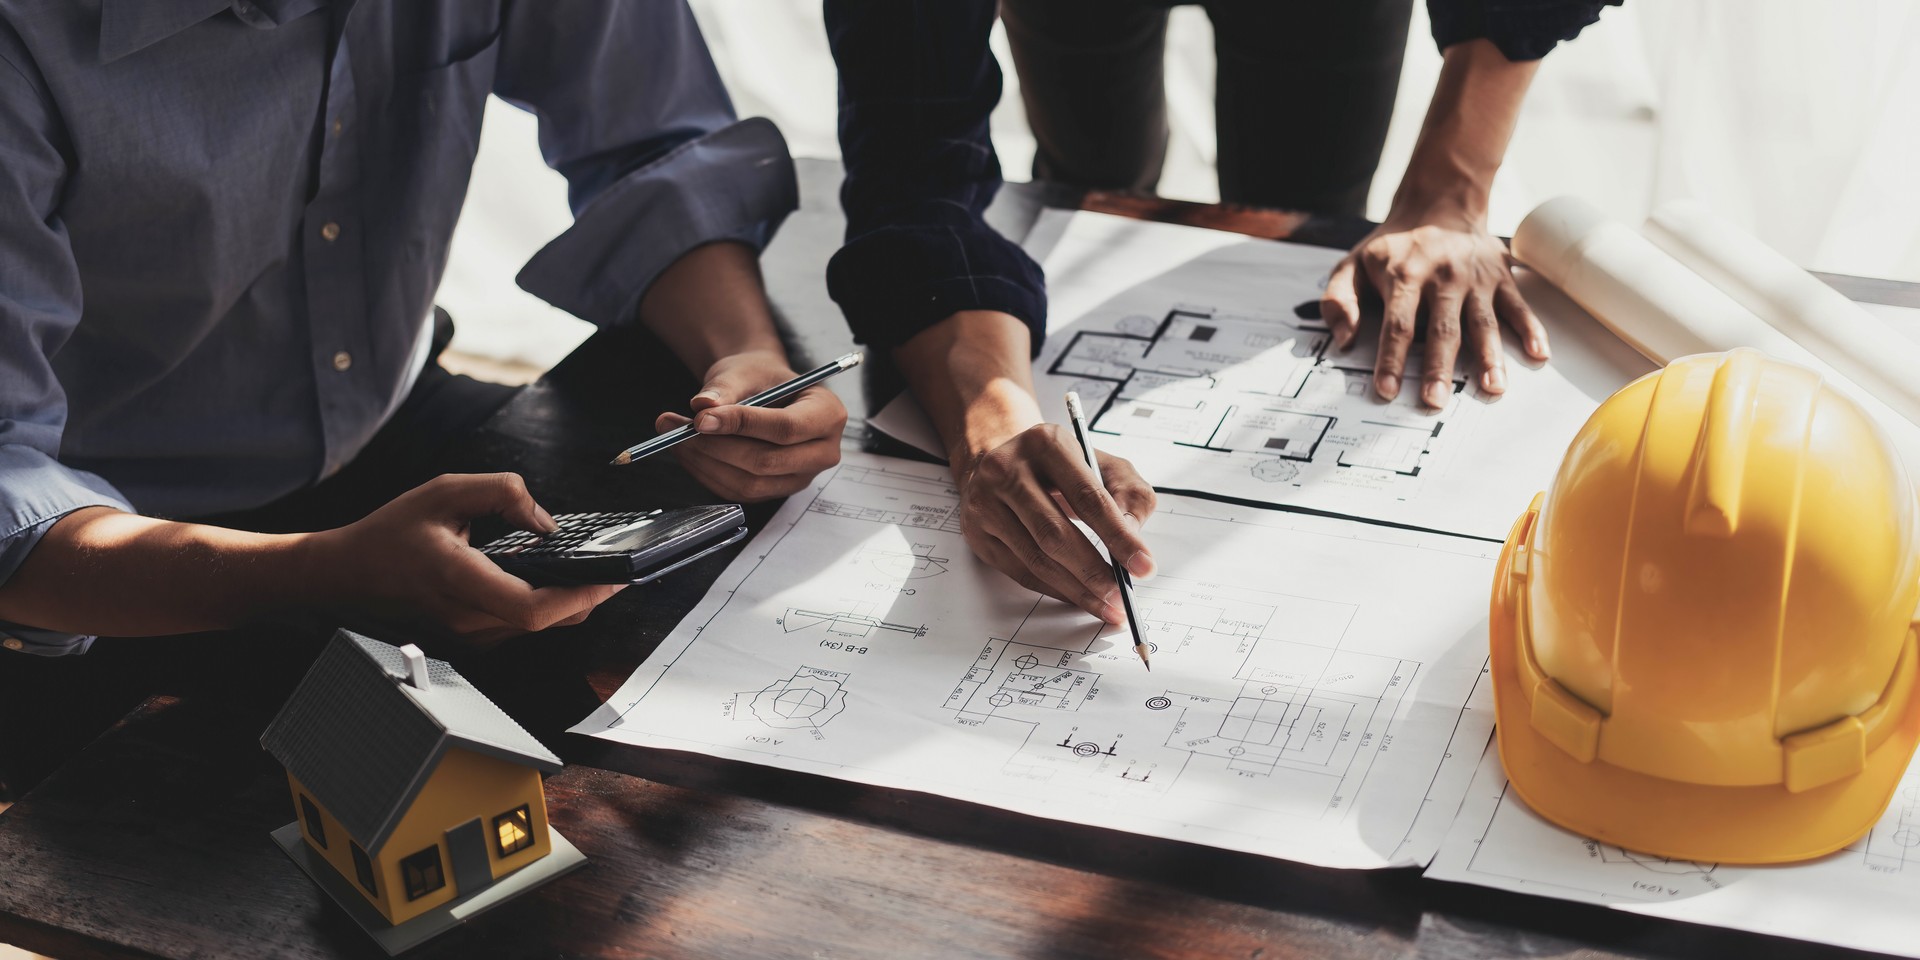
<box><xmin>688</xmin><ymin>368</ymin><xmax>752</xmax><ymax>413</ymax></box>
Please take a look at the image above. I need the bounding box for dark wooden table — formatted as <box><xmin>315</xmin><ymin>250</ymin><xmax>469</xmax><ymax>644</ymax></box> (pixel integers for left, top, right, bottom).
<box><xmin>2</xmin><ymin>159</ymin><xmax>1913</xmax><ymax>960</ymax></box>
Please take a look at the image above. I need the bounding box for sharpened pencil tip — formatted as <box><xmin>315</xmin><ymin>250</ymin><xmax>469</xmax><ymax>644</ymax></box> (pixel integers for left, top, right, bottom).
<box><xmin>610</xmin><ymin>452</ymin><xmax>631</xmax><ymax>466</ymax></box>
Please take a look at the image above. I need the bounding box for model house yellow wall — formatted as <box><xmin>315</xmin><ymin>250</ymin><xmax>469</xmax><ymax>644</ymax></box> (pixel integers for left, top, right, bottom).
<box><xmin>288</xmin><ymin>748</ymin><xmax>551</xmax><ymax>926</ymax></box>
<box><xmin>288</xmin><ymin>771</ymin><xmax>387</xmax><ymax>916</ymax></box>
<box><xmin>377</xmin><ymin>748</ymin><xmax>551</xmax><ymax>925</ymax></box>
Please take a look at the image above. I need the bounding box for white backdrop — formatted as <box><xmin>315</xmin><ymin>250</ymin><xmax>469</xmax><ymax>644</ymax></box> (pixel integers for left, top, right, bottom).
<box><xmin>436</xmin><ymin>0</ymin><xmax>1920</xmax><ymax>371</ymax></box>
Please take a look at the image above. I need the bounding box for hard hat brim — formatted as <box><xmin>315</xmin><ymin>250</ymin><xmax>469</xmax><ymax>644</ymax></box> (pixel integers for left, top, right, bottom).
<box><xmin>1491</xmin><ymin>502</ymin><xmax>1920</xmax><ymax>865</ymax></box>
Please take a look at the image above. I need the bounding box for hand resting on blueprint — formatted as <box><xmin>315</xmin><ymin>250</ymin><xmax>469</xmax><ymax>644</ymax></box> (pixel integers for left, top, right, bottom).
<box><xmin>894</xmin><ymin>310</ymin><xmax>1158</xmax><ymax>624</ymax></box>
<box><xmin>1323</xmin><ymin>209</ymin><xmax>1550</xmax><ymax>409</ymax></box>
<box><xmin>1319</xmin><ymin>37</ymin><xmax>1553</xmax><ymax>410</ymax></box>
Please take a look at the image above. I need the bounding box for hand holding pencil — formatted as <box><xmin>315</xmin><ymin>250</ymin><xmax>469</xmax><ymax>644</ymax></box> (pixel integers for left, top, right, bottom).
<box><xmin>630</xmin><ymin>351</ymin><xmax>858</xmax><ymax>502</ymax></box>
<box><xmin>1065</xmin><ymin>392</ymin><xmax>1154</xmax><ymax>670</ymax></box>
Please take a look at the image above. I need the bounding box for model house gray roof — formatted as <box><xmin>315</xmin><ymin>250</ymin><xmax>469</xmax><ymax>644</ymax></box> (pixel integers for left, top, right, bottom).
<box><xmin>261</xmin><ymin>630</ymin><xmax>561</xmax><ymax>854</ymax></box>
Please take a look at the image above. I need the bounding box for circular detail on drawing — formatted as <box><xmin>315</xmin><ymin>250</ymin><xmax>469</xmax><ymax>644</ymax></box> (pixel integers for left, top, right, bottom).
<box><xmin>1260</xmin><ymin>685</ymin><xmax>1278</xmax><ymax>695</ymax></box>
<box><xmin>1252</xmin><ymin>459</ymin><xmax>1300</xmax><ymax>484</ymax></box>
<box><xmin>1116</xmin><ymin>314</ymin><xmax>1158</xmax><ymax>336</ymax></box>
<box><xmin>1144</xmin><ymin>696</ymin><xmax>1172</xmax><ymax>711</ymax></box>
<box><xmin>1073</xmin><ymin>742</ymin><xmax>1102</xmax><ymax>758</ymax></box>
<box><xmin>1014</xmin><ymin>654</ymin><xmax>1040</xmax><ymax>670</ymax></box>
<box><xmin>1227</xmin><ymin>746</ymin><xmax>1247</xmax><ymax>756</ymax></box>
<box><xmin>1894</xmin><ymin>830</ymin><xmax>1920</xmax><ymax>848</ymax></box>
<box><xmin>1148</xmin><ymin>641</ymin><xmax>1159</xmax><ymax>654</ymax></box>
<box><xmin>987</xmin><ymin>693</ymin><xmax>1014</xmax><ymax>708</ymax></box>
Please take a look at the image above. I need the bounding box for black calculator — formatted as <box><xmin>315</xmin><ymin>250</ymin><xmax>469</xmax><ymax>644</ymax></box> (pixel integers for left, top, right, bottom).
<box><xmin>477</xmin><ymin>505</ymin><xmax>748</xmax><ymax>586</ymax></box>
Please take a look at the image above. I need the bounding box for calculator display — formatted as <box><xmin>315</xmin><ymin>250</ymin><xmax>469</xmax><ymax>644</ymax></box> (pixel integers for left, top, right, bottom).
<box><xmin>578</xmin><ymin>510</ymin><xmax>722</xmax><ymax>555</ymax></box>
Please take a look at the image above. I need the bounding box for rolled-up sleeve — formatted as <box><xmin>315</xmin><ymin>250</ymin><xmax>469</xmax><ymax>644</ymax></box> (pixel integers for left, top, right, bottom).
<box><xmin>1429</xmin><ymin>0</ymin><xmax>1623</xmax><ymax>61</ymax></box>
<box><xmin>501</xmin><ymin>0</ymin><xmax>798</xmax><ymax>328</ymax></box>
<box><xmin>824</xmin><ymin>0</ymin><xmax>1048</xmax><ymax>357</ymax></box>
<box><xmin>0</xmin><ymin>37</ymin><xmax>134</xmax><ymax>656</ymax></box>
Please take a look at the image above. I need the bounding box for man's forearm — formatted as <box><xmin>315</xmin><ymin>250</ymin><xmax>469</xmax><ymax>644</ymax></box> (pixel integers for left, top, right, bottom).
<box><xmin>892</xmin><ymin>310</ymin><xmax>1043</xmax><ymax>470</ymax></box>
<box><xmin>638</xmin><ymin>240</ymin><xmax>786</xmax><ymax>372</ymax></box>
<box><xmin>0</xmin><ymin>507</ymin><xmax>320</xmax><ymax>637</ymax></box>
<box><xmin>1393</xmin><ymin>37</ymin><xmax>1541</xmax><ymax>219</ymax></box>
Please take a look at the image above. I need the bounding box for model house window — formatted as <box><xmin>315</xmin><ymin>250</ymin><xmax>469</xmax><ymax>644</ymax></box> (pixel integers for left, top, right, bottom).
<box><xmin>351</xmin><ymin>842</ymin><xmax>376</xmax><ymax>895</ymax></box>
<box><xmin>401</xmin><ymin>845</ymin><xmax>445</xmax><ymax>901</ymax></box>
<box><xmin>299</xmin><ymin>795</ymin><xmax>327</xmax><ymax>849</ymax></box>
<box><xmin>494</xmin><ymin>805</ymin><xmax>533</xmax><ymax>857</ymax></box>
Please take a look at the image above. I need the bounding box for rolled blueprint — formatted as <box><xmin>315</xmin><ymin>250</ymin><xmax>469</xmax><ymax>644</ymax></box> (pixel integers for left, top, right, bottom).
<box><xmin>1644</xmin><ymin>198</ymin><xmax>1920</xmax><ymax>429</ymax></box>
<box><xmin>1511</xmin><ymin>196</ymin><xmax>1807</xmax><ymax>363</ymax></box>
<box><xmin>1511</xmin><ymin>195</ymin><xmax>1920</xmax><ymax>469</ymax></box>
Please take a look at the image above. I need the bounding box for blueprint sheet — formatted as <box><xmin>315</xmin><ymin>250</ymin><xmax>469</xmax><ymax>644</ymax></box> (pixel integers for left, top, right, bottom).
<box><xmin>870</xmin><ymin>210</ymin><xmax>1654</xmax><ymax>542</ymax></box>
<box><xmin>1427</xmin><ymin>743</ymin><xmax>1920</xmax><ymax>957</ymax></box>
<box><xmin>574</xmin><ymin>450</ymin><xmax>1499</xmax><ymax>868</ymax></box>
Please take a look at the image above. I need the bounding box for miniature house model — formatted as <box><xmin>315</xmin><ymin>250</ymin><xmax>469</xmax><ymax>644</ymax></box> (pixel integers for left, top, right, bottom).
<box><xmin>262</xmin><ymin>630</ymin><xmax>583</xmax><ymax>946</ymax></box>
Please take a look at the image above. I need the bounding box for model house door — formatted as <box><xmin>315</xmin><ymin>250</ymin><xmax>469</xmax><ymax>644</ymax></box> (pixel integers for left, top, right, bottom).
<box><xmin>446</xmin><ymin>818</ymin><xmax>493</xmax><ymax>897</ymax></box>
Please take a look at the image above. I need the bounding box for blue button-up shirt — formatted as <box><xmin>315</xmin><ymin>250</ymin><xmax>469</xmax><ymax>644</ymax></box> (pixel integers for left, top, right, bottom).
<box><xmin>0</xmin><ymin>0</ymin><xmax>797</xmax><ymax>654</ymax></box>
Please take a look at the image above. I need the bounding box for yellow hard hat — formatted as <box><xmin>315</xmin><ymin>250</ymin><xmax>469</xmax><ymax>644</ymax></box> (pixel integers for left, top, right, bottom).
<box><xmin>1491</xmin><ymin>347</ymin><xmax>1920</xmax><ymax>864</ymax></box>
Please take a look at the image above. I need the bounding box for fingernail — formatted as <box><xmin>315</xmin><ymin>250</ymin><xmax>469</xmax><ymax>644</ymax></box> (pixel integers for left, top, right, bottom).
<box><xmin>1376</xmin><ymin>374</ymin><xmax>1400</xmax><ymax>401</ymax></box>
<box><xmin>1120</xmin><ymin>511</ymin><xmax>1142</xmax><ymax>533</ymax></box>
<box><xmin>1424</xmin><ymin>380</ymin><xmax>1450</xmax><ymax>408</ymax></box>
<box><xmin>536</xmin><ymin>506</ymin><xmax>560</xmax><ymax>533</ymax></box>
<box><xmin>1482</xmin><ymin>366</ymin><xmax>1507</xmax><ymax>393</ymax></box>
<box><xmin>1102</xmin><ymin>602</ymin><xmax>1126</xmax><ymax>624</ymax></box>
<box><xmin>1125</xmin><ymin>550</ymin><xmax>1156</xmax><ymax>580</ymax></box>
<box><xmin>693</xmin><ymin>391</ymin><xmax>721</xmax><ymax>404</ymax></box>
<box><xmin>696</xmin><ymin>413</ymin><xmax>721</xmax><ymax>433</ymax></box>
<box><xmin>1530</xmin><ymin>336</ymin><xmax>1550</xmax><ymax>359</ymax></box>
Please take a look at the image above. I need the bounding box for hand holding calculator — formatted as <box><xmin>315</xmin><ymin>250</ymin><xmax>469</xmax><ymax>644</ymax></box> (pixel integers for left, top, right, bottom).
<box><xmin>478</xmin><ymin>505</ymin><xmax>747</xmax><ymax>586</ymax></box>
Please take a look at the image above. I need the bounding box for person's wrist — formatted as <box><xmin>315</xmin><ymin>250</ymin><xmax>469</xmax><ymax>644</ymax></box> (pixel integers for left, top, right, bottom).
<box><xmin>288</xmin><ymin>527</ymin><xmax>353</xmax><ymax>610</ymax></box>
<box><xmin>1387</xmin><ymin>182</ymin><xmax>1489</xmax><ymax>233</ymax></box>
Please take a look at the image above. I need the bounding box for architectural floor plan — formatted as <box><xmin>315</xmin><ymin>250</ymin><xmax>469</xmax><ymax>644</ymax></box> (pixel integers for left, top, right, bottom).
<box><xmin>871</xmin><ymin>211</ymin><xmax>1653</xmax><ymax>542</ymax></box>
<box><xmin>575</xmin><ymin>451</ymin><xmax>1500</xmax><ymax>868</ymax></box>
<box><xmin>1426</xmin><ymin>743</ymin><xmax>1920</xmax><ymax>957</ymax></box>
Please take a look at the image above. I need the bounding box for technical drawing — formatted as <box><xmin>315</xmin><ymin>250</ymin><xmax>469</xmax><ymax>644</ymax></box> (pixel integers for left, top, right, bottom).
<box><xmin>1251</xmin><ymin>458</ymin><xmax>1301</xmax><ymax>483</ymax></box>
<box><xmin>779</xmin><ymin>604</ymin><xmax>928</xmax><ymax>640</ymax></box>
<box><xmin>936</xmin><ymin>567</ymin><xmax>1400</xmax><ymax>817</ymax></box>
<box><xmin>805</xmin><ymin>464</ymin><xmax>964</xmax><ymax>533</ymax></box>
<box><xmin>1595</xmin><ymin>847</ymin><xmax>1717</xmax><ymax>876</ymax></box>
<box><xmin>949</xmin><ymin>638</ymin><xmax>1104</xmax><ymax>719</ymax></box>
<box><xmin>587</xmin><ymin>446</ymin><xmax>1509</xmax><ymax>867</ymax></box>
<box><xmin>732</xmin><ymin>666</ymin><xmax>851</xmax><ymax>730</ymax></box>
<box><xmin>1863</xmin><ymin>780</ymin><xmax>1920</xmax><ymax>872</ymax></box>
<box><xmin>1060</xmin><ymin>735</ymin><xmax>1119</xmax><ymax>758</ymax></box>
<box><xmin>997</xmin><ymin>725</ymin><xmax>1173</xmax><ymax>794</ymax></box>
<box><xmin>1046</xmin><ymin>306</ymin><xmax>1465</xmax><ymax>484</ymax></box>
<box><xmin>1161</xmin><ymin>666</ymin><xmax>1387</xmax><ymax>778</ymax></box>
<box><xmin>859</xmin><ymin>542</ymin><xmax>950</xmax><ymax>580</ymax></box>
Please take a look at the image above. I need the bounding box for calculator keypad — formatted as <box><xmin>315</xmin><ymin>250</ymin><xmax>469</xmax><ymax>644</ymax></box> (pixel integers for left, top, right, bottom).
<box><xmin>479</xmin><ymin>510</ymin><xmax>661</xmax><ymax>557</ymax></box>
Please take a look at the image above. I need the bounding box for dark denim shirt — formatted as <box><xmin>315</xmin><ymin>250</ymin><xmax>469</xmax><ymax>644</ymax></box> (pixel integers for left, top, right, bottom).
<box><xmin>822</xmin><ymin>0</ymin><xmax>1620</xmax><ymax>356</ymax></box>
<box><xmin>0</xmin><ymin>0</ymin><xmax>798</xmax><ymax>653</ymax></box>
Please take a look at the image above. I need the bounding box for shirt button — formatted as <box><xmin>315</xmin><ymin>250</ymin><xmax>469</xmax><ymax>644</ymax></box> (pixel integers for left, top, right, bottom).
<box><xmin>332</xmin><ymin>351</ymin><xmax>353</xmax><ymax>372</ymax></box>
<box><xmin>2</xmin><ymin>638</ymin><xmax>23</xmax><ymax>652</ymax></box>
<box><xmin>320</xmin><ymin>222</ymin><xmax>341</xmax><ymax>242</ymax></box>
<box><xmin>331</xmin><ymin>118</ymin><xmax>344</xmax><ymax>136</ymax></box>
